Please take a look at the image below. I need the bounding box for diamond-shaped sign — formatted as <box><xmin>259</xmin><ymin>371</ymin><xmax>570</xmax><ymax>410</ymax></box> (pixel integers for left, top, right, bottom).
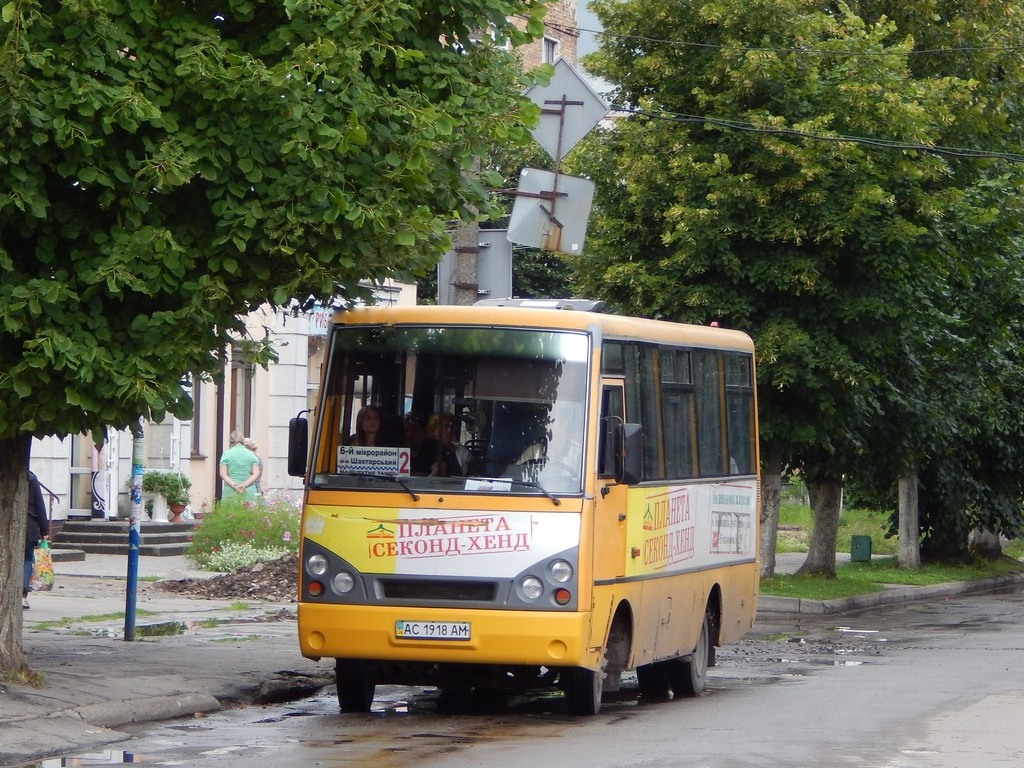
<box><xmin>525</xmin><ymin>57</ymin><xmax>609</xmax><ymax>162</ymax></box>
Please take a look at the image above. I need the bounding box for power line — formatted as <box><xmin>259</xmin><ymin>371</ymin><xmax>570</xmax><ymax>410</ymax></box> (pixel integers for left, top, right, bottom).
<box><xmin>550</xmin><ymin>22</ymin><xmax>1024</xmax><ymax>58</ymax></box>
<box><xmin>610</xmin><ymin>104</ymin><xmax>1024</xmax><ymax>164</ymax></box>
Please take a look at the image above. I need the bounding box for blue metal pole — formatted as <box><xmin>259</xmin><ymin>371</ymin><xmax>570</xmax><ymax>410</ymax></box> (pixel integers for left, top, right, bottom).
<box><xmin>125</xmin><ymin>426</ymin><xmax>144</xmax><ymax>641</ymax></box>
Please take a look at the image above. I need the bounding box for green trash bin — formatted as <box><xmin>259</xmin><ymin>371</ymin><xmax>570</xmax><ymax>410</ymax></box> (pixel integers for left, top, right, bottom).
<box><xmin>850</xmin><ymin>535</ymin><xmax>872</xmax><ymax>562</ymax></box>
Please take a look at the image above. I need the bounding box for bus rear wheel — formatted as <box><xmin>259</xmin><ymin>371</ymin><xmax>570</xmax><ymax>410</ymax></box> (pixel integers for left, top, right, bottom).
<box><xmin>663</xmin><ymin>610</ymin><xmax>710</xmax><ymax>697</ymax></box>
<box><xmin>562</xmin><ymin>666</ymin><xmax>602</xmax><ymax>715</ymax></box>
<box><xmin>335</xmin><ymin>659</ymin><xmax>375</xmax><ymax>713</ymax></box>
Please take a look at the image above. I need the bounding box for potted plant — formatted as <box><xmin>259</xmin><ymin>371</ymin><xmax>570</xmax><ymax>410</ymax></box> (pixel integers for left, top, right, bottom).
<box><xmin>141</xmin><ymin>471</ymin><xmax>192</xmax><ymax>523</ymax></box>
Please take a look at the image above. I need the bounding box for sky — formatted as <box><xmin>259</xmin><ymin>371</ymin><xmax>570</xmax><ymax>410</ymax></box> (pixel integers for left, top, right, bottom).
<box><xmin>575</xmin><ymin>2</ymin><xmax>613</xmax><ymax>97</ymax></box>
<box><xmin>576</xmin><ymin>2</ymin><xmax>601</xmax><ymax>57</ymax></box>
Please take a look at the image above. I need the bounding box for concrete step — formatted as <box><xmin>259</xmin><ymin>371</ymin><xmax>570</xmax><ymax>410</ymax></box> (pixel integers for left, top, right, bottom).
<box><xmin>51</xmin><ymin>548</ymin><xmax>86</xmax><ymax>563</ymax></box>
<box><xmin>51</xmin><ymin>542</ymin><xmax>191</xmax><ymax>557</ymax></box>
<box><xmin>59</xmin><ymin>520</ymin><xmax>197</xmax><ymax>534</ymax></box>
<box><xmin>53</xmin><ymin>519</ymin><xmax>197</xmax><ymax>557</ymax></box>
<box><xmin>52</xmin><ymin>530</ymin><xmax>193</xmax><ymax>546</ymax></box>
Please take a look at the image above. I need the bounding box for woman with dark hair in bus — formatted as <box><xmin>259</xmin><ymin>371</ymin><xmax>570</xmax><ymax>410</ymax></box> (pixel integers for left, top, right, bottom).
<box><xmin>349</xmin><ymin>405</ymin><xmax>382</xmax><ymax>446</ymax></box>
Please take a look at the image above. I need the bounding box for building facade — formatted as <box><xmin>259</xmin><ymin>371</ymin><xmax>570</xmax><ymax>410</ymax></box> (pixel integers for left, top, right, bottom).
<box><xmin>516</xmin><ymin>0</ymin><xmax>579</xmax><ymax>69</ymax></box>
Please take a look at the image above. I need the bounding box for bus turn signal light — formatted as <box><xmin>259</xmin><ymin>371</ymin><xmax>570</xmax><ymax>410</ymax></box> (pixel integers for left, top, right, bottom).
<box><xmin>554</xmin><ymin>588</ymin><xmax>571</xmax><ymax>605</ymax></box>
<box><xmin>308</xmin><ymin>581</ymin><xmax>324</xmax><ymax>597</ymax></box>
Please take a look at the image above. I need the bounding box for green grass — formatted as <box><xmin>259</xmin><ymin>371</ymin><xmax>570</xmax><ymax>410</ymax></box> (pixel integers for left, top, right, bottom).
<box><xmin>762</xmin><ymin>556</ymin><xmax>1024</xmax><ymax>600</ymax></box>
<box><xmin>764</xmin><ymin>503</ymin><xmax>1024</xmax><ymax>600</ymax></box>
<box><xmin>776</xmin><ymin>502</ymin><xmax>898</xmax><ymax>555</ymax></box>
<box><xmin>1</xmin><ymin>670</ymin><xmax>45</xmax><ymax>687</ymax></box>
<box><xmin>29</xmin><ymin>608</ymin><xmax>158</xmax><ymax>631</ymax></box>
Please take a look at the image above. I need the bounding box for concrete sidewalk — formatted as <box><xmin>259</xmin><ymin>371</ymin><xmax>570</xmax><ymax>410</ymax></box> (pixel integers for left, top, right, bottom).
<box><xmin>2</xmin><ymin>552</ymin><xmax>1022</xmax><ymax>767</ymax></box>
<box><xmin>2</xmin><ymin>553</ymin><xmax>332</xmax><ymax>768</ymax></box>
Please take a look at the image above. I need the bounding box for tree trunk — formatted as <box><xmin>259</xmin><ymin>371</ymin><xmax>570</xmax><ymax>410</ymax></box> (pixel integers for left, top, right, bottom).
<box><xmin>759</xmin><ymin>444</ymin><xmax>784</xmax><ymax>577</ymax></box>
<box><xmin>897</xmin><ymin>474</ymin><xmax>920</xmax><ymax>569</ymax></box>
<box><xmin>0</xmin><ymin>436</ymin><xmax>30</xmax><ymax>673</ymax></box>
<box><xmin>796</xmin><ymin>477</ymin><xmax>843</xmax><ymax>578</ymax></box>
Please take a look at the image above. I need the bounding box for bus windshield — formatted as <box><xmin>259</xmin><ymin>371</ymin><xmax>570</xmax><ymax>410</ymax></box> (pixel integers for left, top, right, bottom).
<box><xmin>309</xmin><ymin>325</ymin><xmax>591</xmax><ymax>496</ymax></box>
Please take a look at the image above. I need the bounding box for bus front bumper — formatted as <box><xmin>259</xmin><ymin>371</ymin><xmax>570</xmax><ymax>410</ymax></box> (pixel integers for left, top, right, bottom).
<box><xmin>298</xmin><ymin>602</ymin><xmax>597</xmax><ymax>669</ymax></box>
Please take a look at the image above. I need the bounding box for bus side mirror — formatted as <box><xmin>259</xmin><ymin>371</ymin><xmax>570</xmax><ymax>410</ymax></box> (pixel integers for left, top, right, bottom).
<box><xmin>603</xmin><ymin>419</ymin><xmax>643</xmax><ymax>485</ymax></box>
<box><xmin>287</xmin><ymin>415</ymin><xmax>309</xmax><ymax>477</ymax></box>
<box><xmin>619</xmin><ymin>423</ymin><xmax>642</xmax><ymax>485</ymax></box>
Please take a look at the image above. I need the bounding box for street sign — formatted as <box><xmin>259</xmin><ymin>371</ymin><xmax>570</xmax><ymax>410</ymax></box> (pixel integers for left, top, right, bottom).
<box><xmin>507</xmin><ymin>168</ymin><xmax>595</xmax><ymax>254</ymax></box>
<box><xmin>526</xmin><ymin>57</ymin><xmax>609</xmax><ymax>162</ymax></box>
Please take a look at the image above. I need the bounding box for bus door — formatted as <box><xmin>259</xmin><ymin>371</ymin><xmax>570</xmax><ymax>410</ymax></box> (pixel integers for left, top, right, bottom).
<box><xmin>593</xmin><ymin>381</ymin><xmax>628</xmax><ymax>581</ymax></box>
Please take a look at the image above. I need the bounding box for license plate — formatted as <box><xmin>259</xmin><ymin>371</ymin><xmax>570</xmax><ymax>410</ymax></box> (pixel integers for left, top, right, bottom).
<box><xmin>395</xmin><ymin>620</ymin><xmax>471</xmax><ymax>641</ymax></box>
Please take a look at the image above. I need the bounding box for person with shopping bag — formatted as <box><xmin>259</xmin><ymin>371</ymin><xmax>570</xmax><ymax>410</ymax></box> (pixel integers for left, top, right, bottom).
<box><xmin>24</xmin><ymin>470</ymin><xmax>49</xmax><ymax>609</ymax></box>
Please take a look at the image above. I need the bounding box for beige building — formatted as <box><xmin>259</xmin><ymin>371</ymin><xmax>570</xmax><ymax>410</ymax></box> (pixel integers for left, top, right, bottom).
<box><xmin>515</xmin><ymin>0</ymin><xmax>580</xmax><ymax>69</ymax></box>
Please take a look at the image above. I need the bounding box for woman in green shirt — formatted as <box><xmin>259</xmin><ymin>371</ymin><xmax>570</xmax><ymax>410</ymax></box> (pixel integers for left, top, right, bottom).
<box><xmin>219</xmin><ymin>431</ymin><xmax>260</xmax><ymax>499</ymax></box>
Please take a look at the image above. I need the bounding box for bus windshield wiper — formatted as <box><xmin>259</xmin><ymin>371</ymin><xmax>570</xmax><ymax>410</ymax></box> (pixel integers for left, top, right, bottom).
<box><xmin>339</xmin><ymin>472</ymin><xmax>420</xmax><ymax>501</ymax></box>
<box><xmin>514</xmin><ymin>479</ymin><xmax>561</xmax><ymax>506</ymax></box>
<box><xmin>465</xmin><ymin>476</ymin><xmax>561</xmax><ymax>506</ymax></box>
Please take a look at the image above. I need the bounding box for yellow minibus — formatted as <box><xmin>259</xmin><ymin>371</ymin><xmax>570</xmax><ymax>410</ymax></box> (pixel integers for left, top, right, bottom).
<box><xmin>288</xmin><ymin>299</ymin><xmax>759</xmax><ymax>714</ymax></box>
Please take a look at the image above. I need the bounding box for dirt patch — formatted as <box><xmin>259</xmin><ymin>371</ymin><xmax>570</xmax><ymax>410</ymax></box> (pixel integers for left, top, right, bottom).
<box><xmin>156</xmin><ymin>554</ymin><xmax>299</xmax><ymax>603</ymax></box>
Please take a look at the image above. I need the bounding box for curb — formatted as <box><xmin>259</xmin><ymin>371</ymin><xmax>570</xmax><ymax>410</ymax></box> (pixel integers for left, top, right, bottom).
<box><xmin>757</xmin><ymin>571</ymin><xmax>1024</xmax><ymax>615</ymax></box>
<box><xmin>73</xmin><ymin>692</ymin><xmax>223</xmax><ymax>729</ymax></box>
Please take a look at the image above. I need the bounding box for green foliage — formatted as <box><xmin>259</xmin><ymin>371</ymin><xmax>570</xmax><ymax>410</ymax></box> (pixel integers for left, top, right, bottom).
<box><xmin>574</xmin><ymin>0</ymin><xmax>1024</xmax><ymax>552</ymax></box>
<box><xmin>140</xmin><ymin>470</ymin><xmax>191</xmax><ymax>506</ymax></box>
<box><xmin>0</xmin><ymin>0</ymin><xmax>550</xmax><ymax>442</ymax></box>
<box><xmin>185</xmin><ymin>493</ymin><xmax>299</xmax><ymax>570</ymax></box>
<box><xmin>199</xmin><ymin>541</ymin><xmax>291</xmax><ymax>572</ymax></box>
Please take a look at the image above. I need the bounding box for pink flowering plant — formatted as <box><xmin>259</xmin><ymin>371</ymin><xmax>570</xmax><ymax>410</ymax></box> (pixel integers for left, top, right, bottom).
<box><xmin>186</xmin><ymin>492</ymin><xmax>301</xmax><ymax>570</ymax></box>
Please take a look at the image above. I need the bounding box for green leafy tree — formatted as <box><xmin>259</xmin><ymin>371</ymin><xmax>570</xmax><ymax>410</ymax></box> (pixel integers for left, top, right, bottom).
<box><xmin>846</xmin><ymin>1</ymin><xmax>1024</xmax><ymax>562</ymax></box>
<box><xmin>572</xmin><ymin>0</ymin><xmax>1024</xmax><ymax>574</ymax></box>
<box><xmin>0</xmin><ymin>0</ymin><xmax>548</xmax><ymax>672</ymax></box>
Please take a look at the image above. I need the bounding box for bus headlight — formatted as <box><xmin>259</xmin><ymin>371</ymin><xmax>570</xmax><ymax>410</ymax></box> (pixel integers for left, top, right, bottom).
<box><xmin>548</xmin><ymin>559</ymin><xmax>573</xmax><ymax>583</ymax></box>
<box><xmin>306</xmin><ymin>554</ymin><xmax>328</xmax><ymax>577</ymax></box>
<box><xmin>520</xmin><ymin>576</ymin><xmax>544</xmax><ymax>600</ymax></box>
<box><xmin>332</xmin><ymin>571</ymin><xmax>356</xmax><ymax>594</ymax></box>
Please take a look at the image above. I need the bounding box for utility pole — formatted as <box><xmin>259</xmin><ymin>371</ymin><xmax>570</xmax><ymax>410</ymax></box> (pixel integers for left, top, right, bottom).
<box><xmin>452</xmin><ymin>217</ymin><xmax>480</xmax><ymax>306</ymax></box>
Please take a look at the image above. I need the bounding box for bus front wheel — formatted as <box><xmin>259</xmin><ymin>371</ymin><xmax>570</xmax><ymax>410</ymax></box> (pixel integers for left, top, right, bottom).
<box><xmin>335</xmin><ymin>659</ymin><xmax>375</xmax><ymax>713</ymax></box>
<box><xmin>562</xmin><ymin>666</ymin><xmax>602</xmax><ymax>715</ymax></box>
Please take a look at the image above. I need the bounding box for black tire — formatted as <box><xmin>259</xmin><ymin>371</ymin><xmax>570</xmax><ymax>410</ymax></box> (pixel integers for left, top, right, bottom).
<box><xmin>335</xmin><ymin>659</ymin><xmax>375</xmax><ymax>713</ymax></box>
<box><xmin>562</xmin><ymin>666</ymin><xmax>603</xmax><ymax>715</ymax></box>
<box><xmin>635</xmin><ymin>662</ymin><xmax>670</xmax><ymax>700</ymax></box>
<box><xmin>664</xmin><ymin>611</ymin><xmax>709</xmax><ymax>697</ymax></box>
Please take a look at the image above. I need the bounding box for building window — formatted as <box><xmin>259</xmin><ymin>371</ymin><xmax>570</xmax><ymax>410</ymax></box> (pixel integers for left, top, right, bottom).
<box><xmin>543</xmin><ymin>36</ymin><xmax>558</xmax><ymax>64</ymax></box>
<box><xmin>230</xmin><ymin>345</ymin><xmax>254</xmax><ymax>436</ymax></box>
<box><xmin>190</xmin><ymin>373</ymin><xmax>204</xmax><ymax>457</ymax></box>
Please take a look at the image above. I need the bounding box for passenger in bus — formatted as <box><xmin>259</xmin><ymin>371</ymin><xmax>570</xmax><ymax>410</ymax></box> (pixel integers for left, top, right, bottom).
<box><xmin>506</xmin><ymin>412</ymin><xmax>551</xmax><ymax>481</ymax></box>
<box><xmin>349</xmin><ymin>405</ymin><xmax>382</xmax><ymax>446</ymax></box>
<box><xmin>427</xmin><ymin>412</ymin><xmax>471</xmax><ymax>477</ymax></box>
<box><xmin>404</xmin><ymin>412</ymin><xmax>441</xmax><ymax>475</ymax></box>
